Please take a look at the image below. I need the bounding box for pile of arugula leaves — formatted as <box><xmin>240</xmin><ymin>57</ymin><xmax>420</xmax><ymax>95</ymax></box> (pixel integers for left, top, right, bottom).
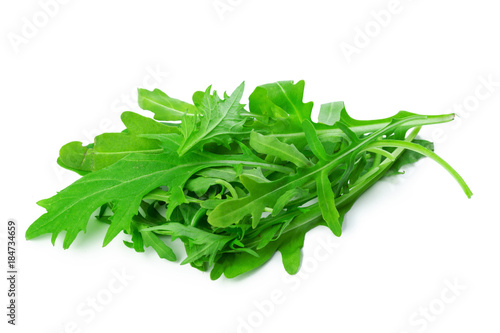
<box><xmin>26</xmin><ymin>80</ymin><xmax>472</xmax><ymax>279</ymax></box>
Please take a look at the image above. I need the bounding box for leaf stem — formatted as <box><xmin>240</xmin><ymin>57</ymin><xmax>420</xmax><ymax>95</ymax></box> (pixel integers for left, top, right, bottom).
<box><xmin>215</xmin><ymin>179</ymin><xmax>239</xmax><ymax>199</ymax></box>
<box><xmin>364</xmin><ymin>140</ymin><xmax>472</xmax><ymax>198</ymax></box>
<box><xmin>267</xmin><ymin>113</ymin><xmax>455</xmax><ymax>142</ymax></box>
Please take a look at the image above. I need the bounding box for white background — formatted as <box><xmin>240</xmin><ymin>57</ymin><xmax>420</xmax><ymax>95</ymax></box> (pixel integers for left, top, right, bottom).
<box><xmin>1</xmin><ymin>1</ymin><xmax>499</xmax><ymax>332</ymax></box>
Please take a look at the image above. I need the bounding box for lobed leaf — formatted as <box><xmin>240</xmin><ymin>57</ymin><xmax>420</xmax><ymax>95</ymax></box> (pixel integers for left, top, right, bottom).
<box><xmin>27</xmin><ymin>80</ymin><xmax>470</xmax><ymax>280</ymax></box>
<box><xmin>177</xmin><ymin>82</ymin><xmax>246</xmax><ymax>156</ymax></box>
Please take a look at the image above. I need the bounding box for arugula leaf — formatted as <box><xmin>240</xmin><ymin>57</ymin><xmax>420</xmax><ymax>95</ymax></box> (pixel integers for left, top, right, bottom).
<box><xmin>249</xmin><ymin>131</ymin><xmax>312</xmax><ymax>168</ymax></box>
<box><xmin>140</xmin><ymin>229</ymin><xmax>176</xmax><ymax>261</ymax></box>
<box><xmin>57</xmin><ymin>142</ymin><xmax>94</xmax><ymax>175</ymax></box>
<box><xmin>316</xmin><ymin>169</ymin><xmax>341</xmax><ymax>236</ymax></box>
<box><xmin>249</xmin><ymin>80</ymin><xmax>313</xmax><ymax>130</ymax></box>
<box><xmin>27</xmin><ymin>80</ymin><xmax>472</xmax><ymax>280</ymax></box>
<box><xmin>318</xmin><ymin>101</ymin><xmax>345</xmax><ymax>125</ymax></box>
<box><xmin>177</xmin><ymin>82</ymin><xmax>246</xmax><ymax>156</ymax></box>
<box><xmin>212</xmin><ymin>208</ymin><xmax>323</xmax><ymax>279</ymax></box>
<box><xmin>121</xmin><ymin>111</ymin><xmax>179</xmax><ymax>135</ymax></box>
<box><xmin>27</xmin><ymin>146</ymin><xmax>292</xmax><ymax>248</ymax></box>
<box><xmin>272</xmin><ymin>188</ymin><xmax>308</xmax><ymax>216</ymax></box>
<box><xmin>209</xmin><ymin>111</ymin><xmax>452</xmax><ymax>230</ymax></box>
<box><xmin>58</xmin><ymin>112</ymin><xmax>173</xmax><ymax>174</ymax></box>
<box><xmin>302</xmin><ymin>119</ymin><xmax>330</xmax><ymax>161</ymax></box>
<box><xmin>144</xmin><ymin>223</ymin><xmax>233</xmax><ymax>266</ymax></box>
<box><xmin>138</xmin><ymin>88</ymin><xmax>197</xmax><ymax>121</ymax></box>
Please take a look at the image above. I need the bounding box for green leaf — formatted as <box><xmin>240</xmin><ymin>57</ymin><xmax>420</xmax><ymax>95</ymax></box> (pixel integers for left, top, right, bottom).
<box><xmin>302</xmin><ymin>119</ymin><xmax>330</xmax><ymax>161</ymax></box>
<box><xmin>249</xmin><ymin>80</ymin><xmax>313</xmax><ymax>130</ymax></box>
<box><xmin>318</xmin><ymin>101</ymin><xmax>345</xmax><ymax>125</ymax></box>
<box><xmin>28</xmin><ymin>152</ymin><xmax>185</xmax><ymax>248</ymax></box>
<box><xmin>214</xmin><ymin>208</ymin><xmax>323</xmax><ymax>278</ymax></box>
<box><xmin>27</xmin><ymin>147</ymin><xmax>289</xmax><ymax>248</ymax></box>
<box><xmin>195</xmin><ymin>166</ymin><xmax>270</xmax><ymax>183</ymax></box>
<box><xmin>278</xmin><ymin>227</ymin><xmax>306</xmax><ymax>275</ymax></box>
<box><xmin>58</xmin><ymin>134</ymin><xmax>163</xmax><ymax>173</ymax></box>
<box><xmin>272</xmin><ymin>188</ymin><xmax>308</xmax><ymax>216</ymax></box>
<box><xmin>177</xmin><ymin>82</ymin><xmax>246</xmax><ymax>156</ymax></box>
<box><xmin>144</xmin><ymin>223</ymin><xmax>233</xmax><ymax>266</ymax></box>
<box><xmin>125</xmin><ymin>220</ymin><xmax>145</xmax><ymax>253</ymax></box>
<box><xmin>140</xmin><ymin>229</ymin><xmax>176</xmax><ymax>261</ymax></box>
<box><xmin>210</xmin><ymin>111</ymin><xmax>459</xmax><ymax>232</ymax></box>
<box><xmin>121</xmin><ymin>111</ymin><xmax>179</xmax><ymax>135</ymax></box>
<box><xmin>138</xmin><ymin>88</ymin><xmax>197</xmax><ymax>121</ymax></box>
<box><xmin>27</xmin><ymin>80</ymin><xmax>472</xmax><ymax>281</ymax></box>
<box><xmin>249</xmin><ymin>131</ymin><xmax>313</xmax><ymax>168</ymax></box>
<box><xmin>255</xmin><ymin>224</ymin><xmax>281</xmax><ymax>250</ymax></box>
<box><xmin>195</xmin><ymin>167</ymin><xmax>239</xmax><ymax>182</ymax></box>
<box><xmin>185</xmin><ymin>177</ymin><xmax>220</xmax><ymax>197</ymax></box>
<box><xmin>57</xmin><ymin>142</ymin><xmax>94</xmax><ymax>174</ymax></box>
<box><xmin>95</xmin><ymin>133</ymin><xmax>164</xmax><ymax>169</ymax></box>
<box><xmin>58</xmin><ymin>112</ymin><xmax>174</xmax><ymax>174</ymax></box>
<box><xmin>316</xmin><ymin>169</ymin><xmax>341</xmax><ymax>236</ymax></box>
<box><xmin>208</xmin><ymin>175</ymin><xmax>289</xmax><ymax>228</ymax></box>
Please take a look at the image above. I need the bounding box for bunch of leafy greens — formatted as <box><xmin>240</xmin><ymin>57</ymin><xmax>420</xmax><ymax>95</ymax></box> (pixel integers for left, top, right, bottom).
<box><xmin>26</xmin><ymin>81</ymin><xmax>472</xmax><ymax>279</ymax></box>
